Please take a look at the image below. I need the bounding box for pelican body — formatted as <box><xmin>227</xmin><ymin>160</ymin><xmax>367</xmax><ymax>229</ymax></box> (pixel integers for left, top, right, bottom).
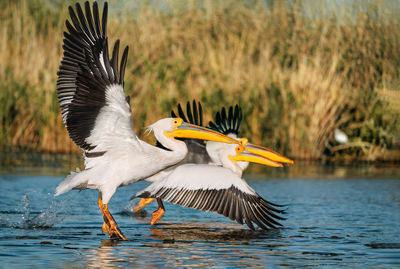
<box><xmin>134</xmin><ymin>101</ymin><xmax>294</xmax><ymax>230</ymax></box>
<box><xmin>55</xmin><ymin>2</ymin><xmax>240</xmax><ymax>240</ymax></box>
<box><xmin>136</xmin><ymin>144</ymin><xmax>286</xmax><ymax>230</ymax></box>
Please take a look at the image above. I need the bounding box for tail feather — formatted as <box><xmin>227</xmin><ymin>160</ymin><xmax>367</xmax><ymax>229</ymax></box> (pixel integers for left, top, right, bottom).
<box><xmin>55</xmin><ymin>169</ymin><xmax>87</xmax><ymax>196</ymax></box>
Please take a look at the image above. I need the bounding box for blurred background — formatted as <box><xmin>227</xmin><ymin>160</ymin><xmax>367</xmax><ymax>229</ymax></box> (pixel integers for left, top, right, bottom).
<box><xmin>0</xmin><ymin>0</ymin><xmax>399</xmax><ymax>168</ymax></box>
<box><xmin>1</xmin><ymin>3</ymin><xmax>400</xmax><ymax>267</ymax></box>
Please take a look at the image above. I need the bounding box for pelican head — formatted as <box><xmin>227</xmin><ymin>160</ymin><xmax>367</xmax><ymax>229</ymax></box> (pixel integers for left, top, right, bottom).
<box><xmin>150</xmin><ymin>118</ymin><xmax>240</xmax><ymax>144</ymax></box>
<box><xmin>238</xmin><ymin>139</ymin><xmax>294</xmax><ymax>164</ymax></box>
<box><xmin>229</xmin><ymin>145</ymin><xmax>284</xmax><ymax>168</ymax></box>
<box><xmin>216</xmin><ymin>143</ymin><xmax>283</xmax><ymax>176</ymax></box>
<box><xmin>207</xmin><ymin>135</ymin><xmax>294</xmax><ymax>168</ymax></box>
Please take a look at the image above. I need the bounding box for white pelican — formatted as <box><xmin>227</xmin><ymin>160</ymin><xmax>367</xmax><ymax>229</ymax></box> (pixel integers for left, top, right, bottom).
<box><xmin>135</xmin><ymin>144</ymin><xmax>287</xmax><ymax>230</ymax></box>
<box><xmin>171</xmin><ymin>101</ymin><xmax>293</xmax><ymax>167</ymax></box>
<box><xmin>55</xmin><ymin>2</ymin><xmax>241</xmax><ymax>240</ymax></box>
<box><xmin>133</xmin><ymin>101</ymin><xmax>294</xmax><ymax>229</ymax></box>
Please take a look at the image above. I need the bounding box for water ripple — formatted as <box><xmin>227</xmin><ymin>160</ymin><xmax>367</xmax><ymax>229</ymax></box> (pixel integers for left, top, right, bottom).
<box><xmin>0</xmin><ymin>175</ymin><xmax>399</xmax><ymax>268</ymax></box>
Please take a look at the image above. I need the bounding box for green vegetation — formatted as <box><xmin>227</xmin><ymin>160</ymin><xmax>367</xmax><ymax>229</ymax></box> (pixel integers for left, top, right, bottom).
<box><xmin>1</xmin><ymin>0</ymin><xmax>399</xmax><ymax>161</ymax></box>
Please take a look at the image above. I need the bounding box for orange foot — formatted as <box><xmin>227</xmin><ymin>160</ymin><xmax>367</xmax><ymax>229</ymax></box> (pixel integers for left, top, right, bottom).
<box><xmin>134</xmin><ymin>198</ymin><xmax>155</xmax><ymax>212</ymax></box>
<box><xmin>108</xmin><ymin>220</ymin><xmax>128</xmax><ymax>240</ymax></box>
<box><xmin>151</xmin><ymin>207</ymin><xmax>165</xmax><ymax>226</ymax></box>
<box><xmin>102</xmin><ymin>221</ymin><xmax>110</xmax><ymax>234</ymax></box>
<box><xmin>98</xmin><ymin>197</ymin><xmax>128</xmax><ymax>240</ymax></box>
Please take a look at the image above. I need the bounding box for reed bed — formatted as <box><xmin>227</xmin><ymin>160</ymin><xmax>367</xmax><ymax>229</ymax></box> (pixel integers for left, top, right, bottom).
<box><xmin>1</xmin><ymin>0</ymin><xmax>399</xmax><ymax>161</ymax></box>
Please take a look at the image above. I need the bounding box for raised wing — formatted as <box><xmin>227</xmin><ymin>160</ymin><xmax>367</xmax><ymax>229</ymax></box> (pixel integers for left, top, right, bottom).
<box><xmin>135</xmin><ymin>164</ymin><xmax>285</xmax><ymax>230</ymax></box>
<box><xmin>169</xmin><ymin>100</ymin><xmax>211</xmax><ymax>164</ymax></box>
<box><xmin>171</xmin><ymin>100</ymin><xmax>203</xmax><ymax>126</ymax></box>
<box><xmin>57</xmin><ymin>1</ymin><xmax>136</xmax><ymax>152</ymax></box>
<box><xmin>209</xmin><ymin>105</ymin><xmax>242</xmax><ymax>136</ymax></box>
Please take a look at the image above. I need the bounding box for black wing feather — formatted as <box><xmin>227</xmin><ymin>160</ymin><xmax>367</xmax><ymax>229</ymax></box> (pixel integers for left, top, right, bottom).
<box><xmin>111</xmin><ymin>40</ymin><xmax>120</xmax><ymax>82</ymax></box>
<box><xmin>138</xmin><ymin>185</ymin><xmax>284</xmax><ymax>230</ymax></box>
<box><xmin>192</xmin><ymin>101</ymin><xmax>199</xmax><ymax>125</ymax></box>
<box><xmin>84</xmin><ymin>2</ymin><xmax>97</xmax><ymax>38</ymax></box>
<box><xmin>186</xmin><ymin>102</ymin><xmax>194</xmax><ymax>124</ymax></box>
<box><xmin>209</xmin><ymin>104</ymin><xmax>242</xmax><ymax>136</ymax></box>
<box><xmin>119</xmin><ymin>46</ymin><xmax>129</xmax><ymax>85</ymax></box>
<box><xmin>57</xmin><ymin>1</ymin><xmax>129</xmax><ymax>151</ymax></box>
<box><xmin>168</xmin><ymin>100</ymin><xmax>211</xmax><ymax>164</ymax></box>
<box><xmin>171</xmin><ymin>100</ymin><xmax>203</xmax><ymax>126</ymax></box>
<box><xmin>93</xmin><ymin>2</ymin><xmax>101</xmax><ymax>36</ymax></box>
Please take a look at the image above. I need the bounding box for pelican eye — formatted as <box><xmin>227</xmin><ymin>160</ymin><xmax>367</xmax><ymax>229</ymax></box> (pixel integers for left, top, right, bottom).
<box><xmin>239</xmin><ymin>138</ymin><xmax>248</xmax><ymax>146</ymax></box>
<box><xmin>235</xmin><ymin>145</ymin><xmax>245</xmax><ymax>154</ymax></box>
<box><xmin>172</xmin><ymin>118</ymin><xmax>183</xmax><ymax>128</ymax></box>
<box><xmin>172</xmin><ymin>119</ymin><xmax>179</xmax><ymax>125</ymax></box>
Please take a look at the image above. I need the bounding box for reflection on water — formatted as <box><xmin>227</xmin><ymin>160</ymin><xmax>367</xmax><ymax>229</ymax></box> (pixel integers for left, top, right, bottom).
<box><xmin>2</xmin><ymin>151</ymin><xmax>400</xmax><ymax>179</ymax></box>
<box><xmin>81</xmin><ymin>224</ymin><xmax>285</xmax><ymax>268</ymax></box>
<box><xmin>149</xmin><ymin>222</ymin><xmax>281</xmax><ymax>242</ymax></box>
<box><xmin>0</xmin><ymin>151</ymin><xmax>82</xmax><ymax>175</ymax></box>
<box><xmin>0</xmin><ymin>164</ymin><xmax>399</xmax><ymax>268</ymax></box>
<box><xmin>86</xmin><ymin>240</ymin><xmax>124</xmax><ymax>269</ymax></box>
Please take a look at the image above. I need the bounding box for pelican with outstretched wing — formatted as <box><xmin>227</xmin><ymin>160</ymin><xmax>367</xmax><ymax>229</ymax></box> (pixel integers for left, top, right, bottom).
<box><xmin>133</xmin><ymin>101</ymin><xmax>294</xmax><ymax>230</ymax></box>
<box><xmin>55</xmin><ymin>2</ymin><xmax>240</xmax><ymax>240</ymax></box>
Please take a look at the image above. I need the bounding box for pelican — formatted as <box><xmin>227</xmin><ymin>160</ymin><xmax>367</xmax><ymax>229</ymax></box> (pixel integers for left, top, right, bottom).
<box><xmin>54</xmin><ymin>2</ymin><xmax>241</xmax><ymax>240</ymax></box>
<box><xmin>133</xmin><ymin>101</ymin><xmax>294</xmax><ymax>229</ymax></box>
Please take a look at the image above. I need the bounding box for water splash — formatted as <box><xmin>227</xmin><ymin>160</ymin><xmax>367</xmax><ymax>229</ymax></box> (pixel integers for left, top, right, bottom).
<box><xmin>0</xmin><ymin>192</ymin><xmax>71</xmax><ymax>229</ymax></box>
<box><xmin>25</xmin><ymin>193</ymin><xmax>70</xmax><ymax>228</ymax></box>
<box><xmin>118</xmin><ymin>201</ymin><xmax>148</xmax><ymax>218</ymax></box>
<box><xmin>21</xmin><ymin>193</ymin><xmax>30</xmax><ymax>226</ymax></box>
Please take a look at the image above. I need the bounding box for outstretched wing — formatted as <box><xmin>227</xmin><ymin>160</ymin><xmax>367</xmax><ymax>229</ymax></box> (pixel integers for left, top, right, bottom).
<box><xmin>209</xmin><ymin>105</ymin><xmax>242</xmax><ymax>136</ymax></box>
<box><xmin>168</xmin><ymin>100</ymin><xmax>211</xmax><ymax>164</ymax></box>
<box><xmin>171</xmin><ymin>100</ymin><xmax>203</xmax><ymax>126</ymax></box>
<box><xmin>135</xmin><ymin>164</ymin><xmax>285</xmax><ymax>230</ymax></box>
<box><xmin>57</xmin><ymin>1</ymin><xmax>137</xmax><ymax>153</ymax></box>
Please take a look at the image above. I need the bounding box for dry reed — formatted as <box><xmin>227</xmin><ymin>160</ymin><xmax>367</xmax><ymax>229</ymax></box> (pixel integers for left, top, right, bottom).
<box><xmin>1</xmin><ymin>0</ymin><xmax>399</xmax><ymax>161</ymax></box>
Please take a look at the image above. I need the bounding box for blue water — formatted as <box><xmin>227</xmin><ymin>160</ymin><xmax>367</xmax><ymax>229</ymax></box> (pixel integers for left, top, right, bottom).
<box><xmin>0</xmin><ymin>166</ymin><xmax>399</xmax><ymax>268</ymax></box>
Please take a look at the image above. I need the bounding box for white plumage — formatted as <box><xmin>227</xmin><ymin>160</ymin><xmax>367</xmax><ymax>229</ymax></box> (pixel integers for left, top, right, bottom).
<box><xmin>142</xmin><ymin>164</ymin><xmax>255</xmax><ymax>194</ymax></box>
<box><xmin>135</xmin><ymin>143</ymin><xmax>287</xmax><ymax>230</ymax></box>
<box><xmin>55</xmin><ymin>2</ymin><xmax>241</xmax><ymax>240</ymax></box>
<box><xmin>133</xmin><ymin>101</ymin><xmax>293</xmax><ymax>230</ymax></box>
<box><xmin>56</xmin><ymin>118</ymin><xmax>188</xmax><ymax>203</ymax></box>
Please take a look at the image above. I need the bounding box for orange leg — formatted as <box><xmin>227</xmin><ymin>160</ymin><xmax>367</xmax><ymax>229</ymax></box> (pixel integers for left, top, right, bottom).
<box><xmin>151</xmin><ymin>198</ymin><xmax>165</xmax><ymax>226</ymax></box>
<box><xmin>98</xmin><ymin>198</ymin><xmax>111</xmax><ymax>234</ymax></box>
<box><xmin>98</xmin><ymin>198</ymin><xmax>128</xmax><ymax>240</ymax></box>
<box><xmin>134</xmin><ymin>198</ymin><xmax>155</xmax><ymax>212</ymax></box>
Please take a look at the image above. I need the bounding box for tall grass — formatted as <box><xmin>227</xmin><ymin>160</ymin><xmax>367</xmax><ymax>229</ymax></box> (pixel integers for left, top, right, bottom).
<box><xmin>1</xmin><ymin>0</ymin><xmax>399</xmax><ymax>161</ymax></box>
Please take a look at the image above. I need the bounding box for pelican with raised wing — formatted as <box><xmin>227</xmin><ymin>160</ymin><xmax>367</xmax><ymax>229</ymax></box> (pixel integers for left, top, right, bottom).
<box><xmin>133</xmin><ymin>101</ymin><xmax>294</xmax><ymax>229</ymax></box>
<box><xmin>55</xmin><ymin>2</ymin><xmax>240</xmax><ymax>240</ymax></box>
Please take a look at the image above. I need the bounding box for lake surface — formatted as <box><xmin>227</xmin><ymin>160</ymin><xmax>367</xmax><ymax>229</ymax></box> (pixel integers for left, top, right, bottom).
<box><xmin>0</xmin><ymin>163</ymin><xmax>399</xmax><ymax>268</ymax></box>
